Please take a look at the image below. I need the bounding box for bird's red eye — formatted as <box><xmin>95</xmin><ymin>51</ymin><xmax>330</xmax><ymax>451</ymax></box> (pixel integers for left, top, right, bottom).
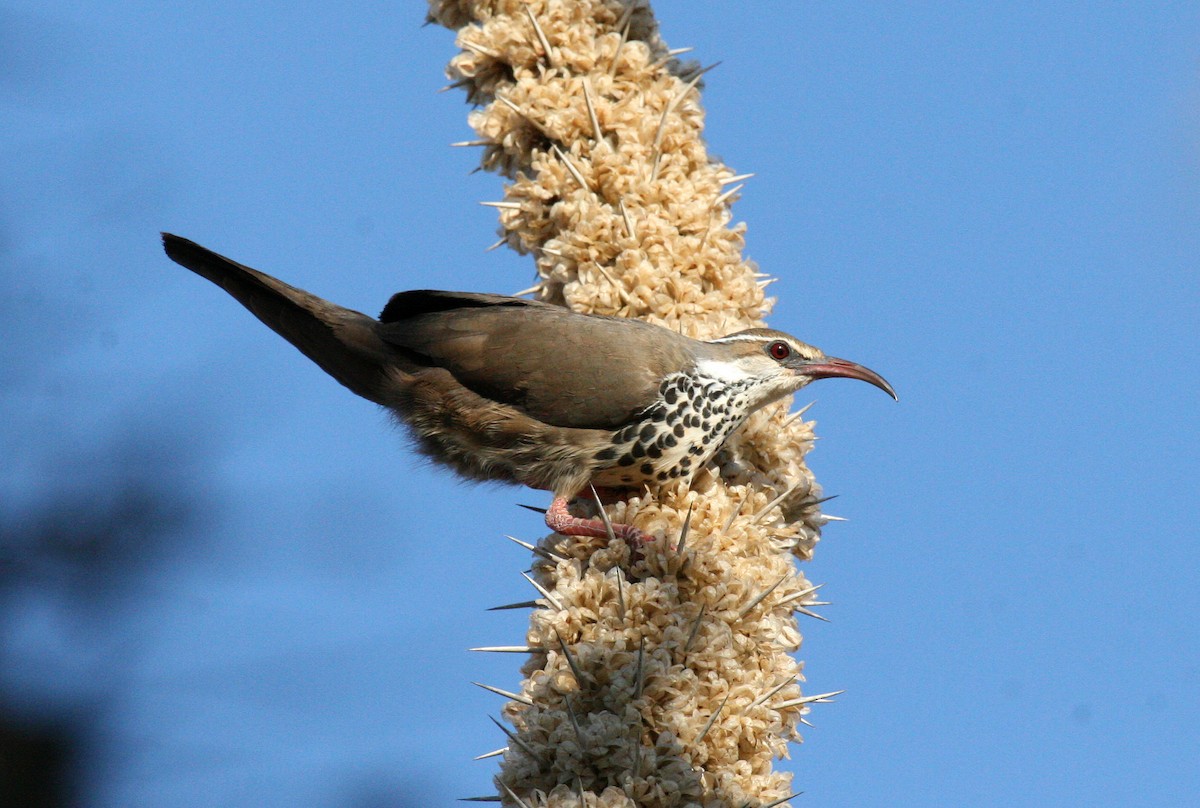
<box><xmin>768</xmin><ymin>341</ymin><xmax>791</xmax><ymax>360</ymax></box>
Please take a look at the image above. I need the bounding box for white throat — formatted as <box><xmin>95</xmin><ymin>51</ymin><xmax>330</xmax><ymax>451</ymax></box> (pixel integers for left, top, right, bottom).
<box><xmin>695</xmin><ymin>357</ymin><xmax>755</xmax><ymax>385</ymax></box>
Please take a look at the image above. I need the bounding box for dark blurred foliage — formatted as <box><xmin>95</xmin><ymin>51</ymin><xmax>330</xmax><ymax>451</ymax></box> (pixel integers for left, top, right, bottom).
<box><xmin>0</xmin><ymin>709</ymin><xmax>78</xmax><ymax>808</ymax></box>
<box><xmin>0</xmin><ymin>440</ymin><xmax>195</xmax><ymax>603</ymax></box>
<box><xmin>0</xmin><ymin>8</ymin><xmax>444</xmax><ymax>803</ymax></box>
<box><xmin>0</xmin><ymin>433</ymin><xmax>203</xmax><ymax>808</ymax></box>
<box><xmin>0</xmin><ymin>11</ymin><xmax>193</xmax><ymax>800</ymax></box>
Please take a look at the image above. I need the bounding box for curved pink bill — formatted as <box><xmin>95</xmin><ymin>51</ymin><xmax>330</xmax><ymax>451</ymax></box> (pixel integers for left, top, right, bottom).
<box><xmin>801</xmin><ymin>357</ymin><xmax>897</xmax><ymax>400</ymax></box>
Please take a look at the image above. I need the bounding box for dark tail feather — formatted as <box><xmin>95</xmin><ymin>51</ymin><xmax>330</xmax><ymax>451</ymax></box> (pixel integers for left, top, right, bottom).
<box><xmin>162</xmin><ymin>233</ymin><xmax>397</xmax><ymax>406</ymax></box>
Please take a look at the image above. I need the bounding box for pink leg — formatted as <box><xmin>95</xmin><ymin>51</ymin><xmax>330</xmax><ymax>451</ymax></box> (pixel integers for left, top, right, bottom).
<box><xmin>545</xmin><ymin>496</ymin><xmax>647</xmax><ymax>545</ymax></box>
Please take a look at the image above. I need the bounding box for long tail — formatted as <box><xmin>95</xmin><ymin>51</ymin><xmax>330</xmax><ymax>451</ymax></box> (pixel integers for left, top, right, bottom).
<box><xmin>162</xmin><ymin>233</ymin><xmax>399</xmax><ymax>406</ymax></box>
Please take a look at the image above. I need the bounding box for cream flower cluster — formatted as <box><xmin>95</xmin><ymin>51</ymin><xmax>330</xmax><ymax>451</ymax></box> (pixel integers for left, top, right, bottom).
<box><xmin>427</xmin><ymin>2</ymin><xmax>835</xmax><ymax>805</ymax></box>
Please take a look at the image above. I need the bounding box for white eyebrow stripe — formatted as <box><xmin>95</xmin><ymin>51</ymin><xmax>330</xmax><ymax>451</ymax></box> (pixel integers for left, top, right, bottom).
<box><xmin>707</xmin><ymin>335</ymin><xmax>774</xmax><ymax>345</ymax></box>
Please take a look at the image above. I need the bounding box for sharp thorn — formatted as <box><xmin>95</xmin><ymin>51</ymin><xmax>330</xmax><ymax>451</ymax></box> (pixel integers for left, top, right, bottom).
<box><xmin>555</xmin><ymin>630</ymin><xmax>587</xmax><ymax>685</ymax></box>
<box><xmin>795</xmin><ymin>607</ymin><xmax>830</xmax><ymax>622</ymax></box>
<box><xmin>634</xmin><ymin>636</ymin><xmax>646</xmax><ymax>700</ymax></box>
<box><xmin>676</xmin><ymin>503</ymin><xmax>694</xmax><ymax>556</ymax></box>
<box><xmin>517</xmin><ymin>503</ymin><xmax>548</xmax><ymax>515</ymax></box>
<box><xmin>452</xmin><ymin>139</ymin><xmax>492</xmax><ymax>147</ymax></box>
<box><xmin>473</xmin><ymin>681</ymin><xmax>534</xmax><ymax>706</ymax></box>
<box><xmin>461</xmin><ymin>41</ymin><xmax>500</xmax><ymax>59</ymax></box>
<box><xmin>680</xmin><ymin>60</ymin><xmax>722</xmax><ymax>82</ymax></box>
<box><xmin>488</xmin><ymin>715</ymin><xmax>539</xmax><ymax>758</ymax></box>
<box><xmin>512</xmin><ymin>284</ymin><xmax>544</xmax><ymax>298</ymax></box>
<box><xmin>821</xmin><ymin>514</ymin><xmax>849</xmax><ymax>523</ymax></box>
<box><xmin>589</xmin><ymin>485</ymin><xmax>618</xmax><ymax>544</ymax></box>
<box><xmin>608</xmin><ymin>18</ymin><xmax>631</xmax><ymax>77</ymax></box>
<box><xmin>496</xmin><ymin>95</ymin><xmax>551</xmax><ymax>136</ymax></box>
<box><xmin>470</xmin><ymin>646</ymin><xmax>537</xmax><ymax>653</ymax></box>
<box><xmin>505</xmin><ymin>534</ymin><xmax>566</xmax><ymax>563</ymax></box>
<box><xmin>763</xmin><ymin>792</ymin><xmax>804</xmax><ymax>808</ymax></box>
<box><xmin>615</xmin><ymin>567</ymin><xmax>626</xmax><ymax>619</ymax></box>
<box><xmin>592</xmin><ymin>263</ymin><xmax>629</xmax><ymax>301</ymax></box>
<box><xmin>748</xmin><ymin>675</ymin><xmax>798</xmax><ymax>711</ymax></box>
<box><xmin>458</xmin><ymin>797</ymin><xmax>501</xmax><ymax>803</ymax></box>
<box><xmin>614</xmin><ymin>4</ymin><xmax>636</xmax><ymax>32</ymax></box>
<box><xmin>683</xmin><ymin>604</ymin><xmax>707</xmax><ymax>652</ymax></box>
<box><xmin>485</xmin><ymin>237</ymin><xmax>507</xmax><ymax>252</ymax></box>
<box><xmin>524</xmin><ymin>5</ymin><xmax>555</xmax><ymax>67</ymax></box>
<box><xmin>480</xmin><ymin>200</ymin><xmax>523</xmax><ymax>210</ymax></box>
<box><xmin>552</xmin><ymin>144</ymin><xmax>588</xmax><ymax>189</ymax></box>
<box><xmin>750</xmin><ymin>480</ymin><xmax>805</xmax><ymax>526</ymax></box>
<box><xmin>618</xmin><ymin>199</ymin><xmax>636</xmax><ymax>240</ymax></box>
<box><xmin>722</xmin><ymin>489</ymin><xmax>750</xmax><ymax>533</ymax></box>
<box><xmin>777</xmin><ymin>583</ymin><xmax>825</xmax><ymax>607</ymax></box>
<box><xmin>473</xmin><ymin>746</ymin><xmax>508</xmax><ymax>760</ymax></box>
<box><xmin>649</xmin><ymin>72</ymin><xmax>705</xmax><ymax>180</ymax></box>
<box><xmin>564</xmin><ymin>695</ymin><xmax>585</xmax><ymax>746</ymax></box>
<box><xmin>694</xmin><ymin>692</ymin><xmax>730</xmax><ymax>746</ymax></box>
<box><xmin>783</xmin><ymin>401</ymin><xmax>817</xmax><ymax>427</ymax></box>
<box><xmin>651</xmin><ymin>100</ymin><xmax>674</xmax><ymax>155</ymax></box>
<box><xmin>487</xmin><ymin>600</ymin><xmax>540</xmax><ymax>611</ymax></box>
<box><xmin>437</xmin><ymin>78</ymin><xmax>473</xmax><ymax>94</ymax></box>
<box><xmin>651</xmin><ymin>47</ymin><xmax>699</xmax><ymax>71</ymax></box>
<box><xmin>772</xmin><ymin>689</ymin><xmax>845</xmax><ymax>710</ymax></box>
<box><xmin>713</xmin><ymin>183</ymin><xmax>744</xmax><ymax>207</ymax></box>
<box><xmin>500</xmin><ymin>783</ymin><xmax>533</xmax><ymax>808</ymax></box>
<box><xmin>582</xmin><ymin>77</ymin><xmax>603</xmax><ymax>141</ymax></box>
<box><xmin>521</xmin><ymin>571</ymin><xmax>564</xmax><ymax>610</ymax></box>
<box><xmin>504</xmin><ymin>533</ymin><xmax>537</xmax><ymax>552</ymax></box>
<box><xmin>737</xmin><ymin>572</ymin><xmax>791</xmax><ymax>619</ymax></box>
<box><xmin>720</xmin><ymin>172</ymin><xmax>755</xmax><ymax>186</ymax></box>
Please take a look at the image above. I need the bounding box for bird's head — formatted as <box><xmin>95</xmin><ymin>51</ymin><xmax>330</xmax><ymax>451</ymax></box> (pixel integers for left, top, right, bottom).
<box><xmin>699</xmin><ymin>328</ymin><xmax>897</xmax><ymax>408</ymax></box>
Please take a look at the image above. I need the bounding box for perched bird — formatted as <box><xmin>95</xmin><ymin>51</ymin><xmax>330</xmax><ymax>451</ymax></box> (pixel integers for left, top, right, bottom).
<box><xmin>163</xmin><ymin>234</ymin><xmax>895</xmax><ymax>543</ymax></box>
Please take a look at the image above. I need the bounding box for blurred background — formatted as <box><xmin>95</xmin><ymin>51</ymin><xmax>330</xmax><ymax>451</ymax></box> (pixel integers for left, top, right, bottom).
<box><xmin>2</xmin><ymin>2</ymin><xmax>1198</xmax><ymax>805</ymax></box>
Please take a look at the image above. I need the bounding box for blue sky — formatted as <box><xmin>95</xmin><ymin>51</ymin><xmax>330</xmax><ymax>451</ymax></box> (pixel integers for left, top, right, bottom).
<box><xmin>3</xmin><ymin>2</ymin><xmax>1198</xmax><ymax>806</ymax></box>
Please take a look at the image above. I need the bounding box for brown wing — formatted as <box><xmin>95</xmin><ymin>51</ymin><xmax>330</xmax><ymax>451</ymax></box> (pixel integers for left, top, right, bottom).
<box><xmin>377</xmin><ymin>290</ymin><xmax>694</xmax><ymax>430</ymax></box>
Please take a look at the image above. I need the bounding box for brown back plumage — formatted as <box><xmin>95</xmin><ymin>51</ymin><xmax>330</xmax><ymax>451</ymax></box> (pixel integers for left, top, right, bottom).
<box><xmin>378</xmin><ymin>290</ymin><xmax>695</xmax><ymax>430</ymax></box>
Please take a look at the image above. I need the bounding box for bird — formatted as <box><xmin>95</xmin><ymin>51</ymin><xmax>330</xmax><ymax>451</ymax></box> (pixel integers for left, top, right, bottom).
<box><xmin>162</xmin><ymin>233</ymin><xmax>895</xmax><ymax>544</ymax></box>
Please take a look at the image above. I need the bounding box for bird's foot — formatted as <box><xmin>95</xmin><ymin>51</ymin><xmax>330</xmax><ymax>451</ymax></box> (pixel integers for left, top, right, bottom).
<box><xmin>545</xmin><ymin>496</ymin><xmax>648</xmax><ymax>545</ymax></box>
